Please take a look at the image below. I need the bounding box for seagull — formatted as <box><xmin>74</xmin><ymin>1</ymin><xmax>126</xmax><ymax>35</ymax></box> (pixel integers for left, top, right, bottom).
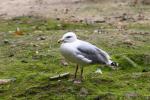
<box><xmin>58</xmin><ymin>32</ymin><xmax>117</xmax><ymax>82</ymax></box>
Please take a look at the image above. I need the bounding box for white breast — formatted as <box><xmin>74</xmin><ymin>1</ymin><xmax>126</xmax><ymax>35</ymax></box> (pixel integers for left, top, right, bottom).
<box><xmin>60</xmin><ymin>42</ymin><xmax>77</xmax><ymax>63</ymax></box>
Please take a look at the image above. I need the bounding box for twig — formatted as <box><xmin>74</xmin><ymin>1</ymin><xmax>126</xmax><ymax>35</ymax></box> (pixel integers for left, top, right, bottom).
<box><xmin>50</xmin><ymin>72</ymin><xmax>70</xmax><ymax>80</ymax></box>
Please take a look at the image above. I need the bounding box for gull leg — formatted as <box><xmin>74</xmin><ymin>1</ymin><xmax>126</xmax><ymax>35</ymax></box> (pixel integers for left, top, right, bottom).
<box><xmin>74</xmin><ymin>64</ymin><xmax>78</xmax><ymax>80</ymax></box>
<box><xmin>74</xmin><ymin>65</ymin><xmax>81</xmax><ymax>84</ymax></box>
<box><xmin>80</xmin><ymin>66</ymin><xmax>84</xmax><ymax>81</ymax></box>
<box><xmin>74</xmin><ymin>65</ymin><xmax>83</xmax><ymax>84</ymax></box>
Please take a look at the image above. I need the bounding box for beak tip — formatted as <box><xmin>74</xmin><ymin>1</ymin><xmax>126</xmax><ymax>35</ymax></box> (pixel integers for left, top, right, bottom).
<box><xmin>57</xmin><ymin>39</ymin><xmax>62</xmax><ymax>43</ymax></box>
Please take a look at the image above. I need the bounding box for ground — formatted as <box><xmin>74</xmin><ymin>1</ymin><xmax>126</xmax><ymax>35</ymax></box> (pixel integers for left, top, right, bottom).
<box><xmin>0</xmin><ymin>0</ymin><xmax>150</xmax><ymax>100</ymax></box>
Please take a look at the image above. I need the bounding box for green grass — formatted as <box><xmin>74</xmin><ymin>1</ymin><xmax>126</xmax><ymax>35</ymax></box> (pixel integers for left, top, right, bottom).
<box><xmin>0</xmin><ymin>16</ymin><xmax>150</xmax><ymax>100</ymax></box>
<box><xmin>127</xmin><ymin>22</ymin><xmax>150</xmax><ymax>32</ymax></box>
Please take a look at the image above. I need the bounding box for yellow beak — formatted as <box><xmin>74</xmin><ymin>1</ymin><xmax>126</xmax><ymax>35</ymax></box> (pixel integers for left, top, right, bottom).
<box><xmin>57</xmin><ymin>38</ymin><xmax>63</xmax><ymax>43</ymax></box>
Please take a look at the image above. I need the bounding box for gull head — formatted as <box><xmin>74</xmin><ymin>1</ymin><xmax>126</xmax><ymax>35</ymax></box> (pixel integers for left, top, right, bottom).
<box><xmin>58</xmin><ymin>32</ymin><xmax>77</xmax><ymax>43</ymax></box>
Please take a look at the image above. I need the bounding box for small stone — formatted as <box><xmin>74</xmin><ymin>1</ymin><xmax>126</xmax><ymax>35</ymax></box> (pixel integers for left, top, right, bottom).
<box><xmin>132</xmin><ymin>73</ymin><xmax>142</xmax><ymax>79</ymax></box>
<box><xmin>21</xmin><ymin>60</ymin><xmax>28</xmax><ymax>63</ymax></box>
<box><xmin>35</xmin><ymin>51</ymin><xmax>39</xmax><ymax>54</ymax></box>
<box><xmin>94</xmin><ymin>93</ymin><xmax>116</xmax><ymax>100</ymax></box>
<box><xmin>79</xmin><ymin>19</ymin><xmax>83</xmax><ymax>22</ymax></box>
<box><xmin>79</xmin><ymin>87</ymin><xmax>88</xmax><ymax>96</ymax></box>
<box><xmin>93</xmin><ymin>18</ymin><xmax>105</xmax><ymax>23</ymax></box>
<box><xmin>58</xmin><ymin>80</ymin><xmax>61</xmax><ymax>82</ymax></box>
<box><xmin>142</xmin><ymin>68</ymin><xmax>150</xmax><ymax>72</ymax></box>
<box><xmin>37</xmin><ymin>36</ymin><xmax>46</xmax><ymax>40</ymax></box>
<box><xmin>73</xmin><ymin>0</ymin><xmax>81</xmax><ymax>3</ymax></box>
<box><xmin>57</xmin><ymin>24</ymin><xmax>62</xmax><ymax>27</ymax></box>
<box><xmin>60</xmin><ymin>59</ymin><xmax>68</xmax><ymax>66</ymax></box>
<box><xmin>54</xmin><ymin>8</ymin><xmax>57</xmax><ymax>11</ymax></box>
<box><xmin>125</xmin><ymin>92</ymin><xmax>139</xmax><ymax>98</ymax></box>
<box><xmin>32</xmin><ymin>66</ymin><xmax>37</xmax><ymax>69</ymax></box>
<box><xmin>30</xmin><ymin>42</ymin><xmax>38</xmax><ymax>47</ymax></box>
<box><xmin>40</xmin><ymin>36</ymin><xmax>46</xmax><ymax>40</ymax></box>
<box><xmin>3</xmin><ymin>39</ymin><xmax>9</xmax><ymax>44</ymax></box>
<box><xmin>74</xmin><ymin>80</ymin><xmax>81</xmax><ymax>84</ymax></box>
<box><xmin>0</xmin><ymin>79</ymin><xmax>11</xmax><ymax>85</ymax></box>
<box><xmin>95</xmin><ymin>68</ymin><xmax>102</xmax><ymax>74</ymax></box>
<box><xmin>64</xmin><ymin>8</ymin><xmax>69</xmax><ymax>14</ymax></box>
<box><xmin>137</xmin><ymin>12</ymin><xmax>144</xmax><ymax>20</ymax></box>
<box><xmin>56</xmin><ymin>17</ymin><xmax>60</xmax><ymax>20</ymax></box>
<box><xmin>8</xmin><ymin>54</ymin><xmax>14</xmax><ymax>57</ymax></box>
<box><xmin>143</xmin><ymin>32</ymin><xmax>149</xmax><ymax>35</ymax></box>
<box><xmin>121</xmin><ymin>13</ymin><xmax>128</xmax><ymax>21</ymax></box>
<box><xmin>94</xmin><ymin>29</ymin><xmax>99</xmax><ymax>33</ymax></box>
<box><xmin>94</xmin><ymin>29</ymin><xmax>103</xmax><ymax>34</ymax></box>
<box><xmin>10</xmin><ymin>44</ymin><xmax>16</xmax><ymax>48</ymax></box>
<box><xmin>0</xmin><ymin>78</ymin><xmax>16</xmax><ymax>85</ymax></box>
<box><xmin>33</xmin><ymin>44</ymin><xmax>39</xmax><ymax>47</ymax></box>
<box><xmin>123</xmin><ymin>39</ymin><xmax>134</xmax><ymax>45</ymax></box>
<box><xmin>142</xmin><ymin>0</ymin><xmax>150</xmax><ymax>5</ymax></box>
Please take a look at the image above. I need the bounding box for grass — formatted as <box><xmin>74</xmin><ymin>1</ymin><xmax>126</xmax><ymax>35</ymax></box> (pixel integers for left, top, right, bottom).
<box><xmin>0</xmin><ymin>16</ymin><xmax>150</xmax><ymax>100</ymax></box>
<box><xmin>127</xmin><ymin>22</ymin><xmax>150</xmax><ymax>32</ymax></box>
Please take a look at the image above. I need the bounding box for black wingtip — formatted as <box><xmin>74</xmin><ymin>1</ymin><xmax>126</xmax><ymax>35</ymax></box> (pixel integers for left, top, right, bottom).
<box><xmin>111</xmin><ymin>62</ymin><xmax>118</xmax><ymax>67</ymax></box>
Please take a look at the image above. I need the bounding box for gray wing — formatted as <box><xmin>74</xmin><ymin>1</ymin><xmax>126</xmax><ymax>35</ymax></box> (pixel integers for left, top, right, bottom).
<box><xmin>76</xmin><ymin>41</ymin><xmax>110</xmax><ymax>64</ymax></box>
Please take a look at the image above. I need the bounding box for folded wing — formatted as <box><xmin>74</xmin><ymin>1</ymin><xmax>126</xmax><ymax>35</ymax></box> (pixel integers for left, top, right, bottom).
<box><xmin>76</xmin><ymin>41</ymin><xmax>110</xmax><ymax>65</ymax></box>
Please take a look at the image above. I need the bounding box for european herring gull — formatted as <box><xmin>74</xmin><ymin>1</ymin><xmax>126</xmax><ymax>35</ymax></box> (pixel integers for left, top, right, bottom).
<box><xmin>58</xmin><ymin>32</ymin><xmax>117</xmax><ymax>82</ymax></box>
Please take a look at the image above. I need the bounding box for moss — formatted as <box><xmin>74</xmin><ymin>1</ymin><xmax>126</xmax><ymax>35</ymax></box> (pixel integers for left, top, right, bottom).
<box><xmin>0</xmin><ymin>16</ymin><xmax>150</xmax><ymax>99</ymax></box>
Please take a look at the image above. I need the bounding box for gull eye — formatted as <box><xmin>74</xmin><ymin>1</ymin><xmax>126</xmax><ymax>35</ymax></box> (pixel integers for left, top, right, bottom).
<box><xmin>66</xmin><ymin>36</ymin><xmax>72</xmax><ymax>38</ymax></box>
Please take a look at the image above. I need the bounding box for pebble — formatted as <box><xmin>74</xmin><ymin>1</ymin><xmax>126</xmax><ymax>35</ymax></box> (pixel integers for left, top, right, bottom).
<box><xmin>37</xmin><ymin>36</ymin><xmax>46</xmax><ymax>40</ymax></box>
<box><xmin>3</xmin><ymin>39</ymin><xmax>9</xmax><ymax>44</ymax></box>
<box><xmin>79</xmin><ymin>87</ymin><xmax>88</xmax><ymax>96</ymax></box>
<box><xmin>60</xmin><ymin>59</ymin><xmax>68</xmax><ymax>66</ymax></box>
<box><xmin>95</xmin><ymin>68</ymin><xmax>102</xmax><ymax>74</ymax></box>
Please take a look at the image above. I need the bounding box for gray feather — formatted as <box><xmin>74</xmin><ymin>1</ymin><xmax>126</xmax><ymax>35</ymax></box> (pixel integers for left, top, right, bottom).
<box><xmin>76</xmin><ymin>42</ymin><xmax>109</xmax><ymax>64</ymax></box>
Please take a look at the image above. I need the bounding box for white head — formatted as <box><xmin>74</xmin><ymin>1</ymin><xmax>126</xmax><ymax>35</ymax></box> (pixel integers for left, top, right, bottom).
<box><xmin>58</xmin><ymin>32</ymin><xmax>77</xmax><ymax>43</ymax></box>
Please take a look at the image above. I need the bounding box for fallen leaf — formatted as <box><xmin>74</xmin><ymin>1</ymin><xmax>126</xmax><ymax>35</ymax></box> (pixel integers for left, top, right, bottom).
<box><xmin>14</xmin><ymin>27</ymin><xmax>23</xmax><ymax>35</ymax></box>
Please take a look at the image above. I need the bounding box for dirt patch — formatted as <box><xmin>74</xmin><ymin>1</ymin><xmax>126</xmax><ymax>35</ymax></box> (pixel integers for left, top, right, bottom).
<box><xmin>0</xmin><ymin>0</ymin><xmax>149</xmax><ymax>22</ymax></box>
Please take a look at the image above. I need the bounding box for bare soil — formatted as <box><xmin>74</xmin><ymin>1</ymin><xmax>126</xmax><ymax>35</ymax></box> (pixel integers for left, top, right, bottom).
<box><xmin>0</xmin><ymin>0</ymin><xmax>149</xmax><ymax>22</ymax></box>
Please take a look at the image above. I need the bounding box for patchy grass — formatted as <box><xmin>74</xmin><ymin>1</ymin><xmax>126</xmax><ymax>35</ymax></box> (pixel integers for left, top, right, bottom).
<box><xmin>127</xmin><ymin>22</ymin><xmax>150</xmax><ymax>32</ymax></box>
<box><xmin>0</xmin><ymin>16</ymin><xmax>104</xmax><ymax>32</ymax></box>
<box><xmin>0</xmin><ymin>16</ymin><xmax>150</xmax><ymax>100</ymax></box>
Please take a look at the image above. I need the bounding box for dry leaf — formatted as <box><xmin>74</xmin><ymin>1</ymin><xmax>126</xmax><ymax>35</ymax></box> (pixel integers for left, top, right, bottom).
<box><xmin>14</xmin><ymin>27</ymin><xmax>23</xmax><ymax>35</ymax></box>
